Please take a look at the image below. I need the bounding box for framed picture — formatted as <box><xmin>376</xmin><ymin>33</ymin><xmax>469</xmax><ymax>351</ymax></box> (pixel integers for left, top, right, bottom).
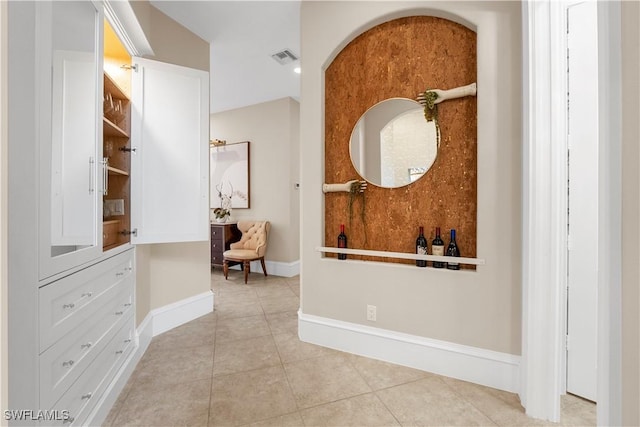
<box><xmin>210</xmin><ymin>141</ymin><xmax>250</xmax><ymax>209</ymax></box>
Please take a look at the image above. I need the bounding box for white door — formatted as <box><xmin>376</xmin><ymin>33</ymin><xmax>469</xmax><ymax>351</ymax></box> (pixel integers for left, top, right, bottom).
<box><xmin>566</xmin><ymin>0</ymin><xmax>598</xmax><ymax>402</ymax></box>
<box><xmin>130</xmin><ymin>57</ymin><xmax>209</xmax><ymax>244</ymax></box>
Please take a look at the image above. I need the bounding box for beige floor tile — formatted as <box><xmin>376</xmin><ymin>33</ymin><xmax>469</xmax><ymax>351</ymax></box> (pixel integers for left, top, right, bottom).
<box><xmin>274</xmin><ymin>329</ymin><xmax>339</xmax><ymax>363</ymax></box>
<box><xmin>215</xmin><ymin>297</ymin><xmax>264</xmax><ymax>319</ymax></box>
<box><xmin>213</xmin><ymin>335</ymin><xmax>281</xmax><ymax>376</ymax></box>
<box><xmin>442</xmin><ymin>377</ymin><xmax>554</xmax><ymax>427</ymax></box>
<box><xmin>265</xmin><ymin>311</ymin><xmax>299</xmax><ymax>335</ymax></box>
<box><xmin>113</xmin><ymin>378</ymin><xmax>211</xmax><ymax>426</ymax></box>
<box><xmin>240</xmin><ymin>412</ymin><xmax>304</xmax><ymax>427</ymax></box>
<box><xmin>102</xmin><ymin>376</ymin><xmax>136</xmax><ymax>426</ymax></box>
<box><xmin>255</xmin><ymin>283</ymin><xmax>297</xmax><ymax>300</ymax></box>
<box><xmin>560</xmin><ymin>395</ymin><xmax>596</xmax><ymax>426</ymax></box>
<box><xmin>300</xmin><ymin>393</ymin><xmax>401</xmax><ymax>427</ymax></box>
<box><xmin>145</xmin><ymin>322</ymin><xmax>215</xmax><ymax>354</ymax></box>
<box><xmin>346</xmin><ymin>354</ymin><xmax>430</xmax><ymax>390</ymax></box>
<box><xmin>215</xmin><ymin>314</ymin><xmax>271</xmax><ymax>343</ymax></box>
<box><xmin>260</xmin><ymin>295</ymin><xmax>300</xmax><ymax>315</ymax></box>
<box><xmin>135</xmin><ymin>344</ymin><xmax>214</xmax><ymax>388</ymax></box>
<box><xmin>209</xmin><ymin>365</ymin><xmax>297</xmax><ymax>427</ymax></box>
<box><xmin>376</xmin><ymin>376</ymin><xmax>497</xmax><ymax>426</ymax></box>
<box><xmin>284</xmin><ymin>353</ymin><xmax>372</xmax><ymax>409</ymax></box>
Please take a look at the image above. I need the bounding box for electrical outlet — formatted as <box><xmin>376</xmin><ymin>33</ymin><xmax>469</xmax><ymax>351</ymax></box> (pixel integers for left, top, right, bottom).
<box><xmin>366</xmin><ymin>305</ymin><xmax>377</xmax><ymax>322</ymax></box>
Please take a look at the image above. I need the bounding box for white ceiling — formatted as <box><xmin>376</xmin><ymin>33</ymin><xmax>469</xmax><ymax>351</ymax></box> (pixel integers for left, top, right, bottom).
<box><xmin>150</xmin><ymin>1</ymin><xmax>301</xmax><ymax>113</ymax></box>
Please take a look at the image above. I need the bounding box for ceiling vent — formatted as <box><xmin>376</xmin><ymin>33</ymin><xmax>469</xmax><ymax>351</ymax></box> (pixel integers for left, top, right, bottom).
<box><xmin>271</xmin><ymin>49</ymin><xmax>299</xmax><ymax>65</ymax></box>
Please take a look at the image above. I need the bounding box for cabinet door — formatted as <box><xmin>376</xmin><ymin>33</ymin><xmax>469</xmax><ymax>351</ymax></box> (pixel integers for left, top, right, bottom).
<box><xmin>38</xmin><ymin>1</ymin><xmax>103</xmax><ymax>279</ymax></box>
<box><xmin>130</xmin><ymin>57</ymin><xmax>209</xmax><ymax>244</ymax></box>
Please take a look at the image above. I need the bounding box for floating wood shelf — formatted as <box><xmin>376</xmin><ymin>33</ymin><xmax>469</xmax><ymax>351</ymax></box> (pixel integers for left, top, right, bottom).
<box><xmin>316</xmin><ymin>246</ymin><xmax>485</xmax><ymax>265</ymax></box>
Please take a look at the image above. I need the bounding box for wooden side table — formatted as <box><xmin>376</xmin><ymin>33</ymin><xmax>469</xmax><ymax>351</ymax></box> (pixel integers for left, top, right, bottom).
<box><xmin>211</xmin><ymin>222</ymin><xmax>241</xmax><ymax>267</ymax></box>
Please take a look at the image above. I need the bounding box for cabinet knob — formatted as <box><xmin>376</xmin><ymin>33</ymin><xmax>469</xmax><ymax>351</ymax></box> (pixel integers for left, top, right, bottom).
<box><xmin>62</xmin><ymin>303</ymin><xmax>75</xmax><ymax>310</ymax></box>
<box><xmin>115</xmin><ymin>350</ymin><xmax>123</xmax><ymax>355</ymax></box>
<box><xmin>124</xmin><ymin>339</ymin><xmax>132</xmax><ymax>343</ymax></box>
<box><xmin>62</xmin><ymin>360</ymin><xmax>75</xmax><ymax>368</ymax></box>
<box><xmin>81</xmin><ymin>393</ymin><xmax>92</xmax><ymax>400</ymax></box>
<box><xmin>80</xmin><ymin>342</ymin><xmax>92</xmax><ymax>350</ymax></box>
<box><xmin>81</xmin><ymin>292</ymin><xmax>92</xmax><ymax>298</ymax></box>
<box><xmin>115</xmin><ymin>311</ymin><xmax>123</xmax><ymax>315</ymax></box>
<box><xmin>124</xmin><ymin>303</ymin><xmax>132</xmax><ymax>307</ymax></box>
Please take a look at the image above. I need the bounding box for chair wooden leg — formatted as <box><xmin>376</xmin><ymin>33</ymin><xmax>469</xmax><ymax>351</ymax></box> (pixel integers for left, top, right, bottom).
<box><xmin>223</xmin><ymin>260</ymin><xmax>229</xmax><ymax>280</ymax></box>
<box><xmin>260</xmin><ymin>257</ymin><xmax>268</xmax><ymax>277</ymax></box>
<box><xmin>243</xmin><ymin>260</ymin><xmax>250</xmax><ymax>284</ymax></box>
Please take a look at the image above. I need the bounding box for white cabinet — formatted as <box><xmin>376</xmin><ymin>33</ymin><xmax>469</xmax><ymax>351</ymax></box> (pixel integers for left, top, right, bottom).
<box><xmin>37</xmin><ymin>0</ymin><xmax>104</xmax><ymax>280</ymax></box>
<box><xmin>37</xmin><ymin>1</ymin><xmax>209</xmax><ymax>281</ymax></box>
<box><xmin>23</xmin><ymin>0</ymin><xmax>210</xmax><ymax>424</ymax></box>
<box><xmin>130</xmin><ymin>57</ymin><xmax>209</xmax><ymax>244</ymax></box>
<box><xmin>38</xmin><ymin>250</ymin><xmax>134</xmax><ymax>412</ymax></box>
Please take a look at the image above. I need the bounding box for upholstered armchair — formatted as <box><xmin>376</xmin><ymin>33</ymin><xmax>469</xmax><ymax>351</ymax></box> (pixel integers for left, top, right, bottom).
<box><xmin>223</xmin><ymin>221</ymin><xmax>271</xmax><ymax>284</ymax></box>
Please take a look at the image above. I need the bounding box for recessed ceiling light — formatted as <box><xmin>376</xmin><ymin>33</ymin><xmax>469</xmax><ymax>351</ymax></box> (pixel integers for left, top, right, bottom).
<box><xmin>294</xmin><ymin>67</ymin><xmax>301</xmax><ymax>74</ymax></box>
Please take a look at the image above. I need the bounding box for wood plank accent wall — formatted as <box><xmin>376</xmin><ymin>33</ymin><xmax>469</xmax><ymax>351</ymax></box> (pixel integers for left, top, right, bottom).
<box><xmin>324</xmin><ymin>16</ymin><xmax>477</xmax><ymax>264</ymax></box>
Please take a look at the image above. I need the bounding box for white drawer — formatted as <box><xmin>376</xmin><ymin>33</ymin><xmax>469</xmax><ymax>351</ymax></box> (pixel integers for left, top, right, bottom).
<box><xmin>44</xmin><ymin>315</ymin><xmax>135</xmax><ymax>427</ymax></box>
<box><xmin>39</xmin><ymin>250</ymin><xmax>134</xmax><ymax>352</ymax></box>
<box><xmin>39</xmin><ymin>277</ymin><xmax>133</xmax><ymax>409</ymax></box>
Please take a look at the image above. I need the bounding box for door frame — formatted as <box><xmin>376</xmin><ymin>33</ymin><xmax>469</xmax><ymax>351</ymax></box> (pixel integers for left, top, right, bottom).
<box><xmin>521</xmin><ymin>0</ymin><xmax>622</xmax><ymax>424</ymax></box>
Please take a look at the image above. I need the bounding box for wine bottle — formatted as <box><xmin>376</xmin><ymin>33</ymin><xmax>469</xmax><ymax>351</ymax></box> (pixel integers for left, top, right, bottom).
<box><xmin>446</xmin><ymin>229</ymin><xmax>460</xmax><ymax>270</ymax></box>
<box><xmin>337</xmin><ymin>224</ymin><xmax>347</xmax><ymax>260</ymax></box>
<box><xmin>432</xmin><ymin>227</ymin><xmax>445</xmax><ymax>268</ymax></box>
<box><xmin>415</xmin><ymin>226</ymin><xmax>428</xmax><ymax>267</ymax></box>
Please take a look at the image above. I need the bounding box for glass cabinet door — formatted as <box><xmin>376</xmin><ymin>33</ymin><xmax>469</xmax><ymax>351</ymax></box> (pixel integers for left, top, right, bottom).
<box><xmin>38</xmin><ymin>1</ymin><xmax>103</xmax><ymax>280</ymax></box>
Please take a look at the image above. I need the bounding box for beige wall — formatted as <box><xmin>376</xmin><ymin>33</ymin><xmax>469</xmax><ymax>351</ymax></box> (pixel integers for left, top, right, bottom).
<box><xmin>129</xmin><ymin>1</ymin><xmax>209</xmax><ymax>72</ymax></box>
<box><xmin>130</xmin><ymin>2</ymin><xmax>211</xmax><ymax>319</ymax></box>
<box><xmin>300</xmin><ymin>1</ymin><xmax>522</xmax><ymax>354</ymax></box>
<box><xmin>210</xmin><ymin>98</ymin><xmax>301</xmax><ymax>263</ymax></box>
<box><xmin>621</xmin><ymin>2</ymin><xmax>640</xmax><ymax>425</ymax></box>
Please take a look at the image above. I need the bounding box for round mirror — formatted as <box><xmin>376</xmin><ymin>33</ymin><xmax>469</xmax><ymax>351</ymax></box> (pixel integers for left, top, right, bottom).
<box><xmin>349</xmin><ymin>98</ymin><xmax>439</xmax><ymax>188</ymax></box>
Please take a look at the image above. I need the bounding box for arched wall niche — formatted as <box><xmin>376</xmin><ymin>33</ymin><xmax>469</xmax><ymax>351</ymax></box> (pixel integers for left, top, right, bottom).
<box><xmin>323</xmin><ymin>15</ymin><xmax>477</xmax><ymax>263</ymax></box>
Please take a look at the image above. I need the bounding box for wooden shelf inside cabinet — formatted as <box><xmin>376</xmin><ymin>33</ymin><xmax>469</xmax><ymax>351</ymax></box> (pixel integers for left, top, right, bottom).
<box><xmin>107</xmin><ymin>166</ymin><xmax>129</xmax><ymax>176</ymax></box>
<box><xmin>103</xmin><ymin>117</ymin><xmax>128</xmax><ymax>138</ymax></box>
<box><xmin>103</xmin><ymin>220</ymin><xmax>121</xmax><ymax>249</ymax></box>
<box><xmin>102</xmin><ymin>71</ymin><xmax>131</xmax><ymax>251</ymax></box>
<box><xmin>104</xmin><ymin>73</ymin><xmax>128</xmax><ymax>102</ymax></box>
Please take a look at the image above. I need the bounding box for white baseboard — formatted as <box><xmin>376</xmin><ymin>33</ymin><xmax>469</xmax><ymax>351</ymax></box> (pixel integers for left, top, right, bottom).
<box><xmin>229</xmin><ymin>259</ymin><xmax>300</xmax><ymax>278</ymax></box>
<box><xmin>151</xmin><ymin>290</ymin><xmax>214</xmax><ymax>336</ymax></box>
<box><xmin>298</xmin><ymin>310</ymin><xmax>521</xmax><ymax>394</ymax></box>
<box><xmin>87</xmin><ymin>292</ymin><xmax>214</xmax><ymax>425</ymax></box>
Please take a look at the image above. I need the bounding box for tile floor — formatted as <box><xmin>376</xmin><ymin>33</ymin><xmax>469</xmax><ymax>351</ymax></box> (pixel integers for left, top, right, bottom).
<box><xmin>104</xmin><ymin>269</ymin><xmax>596</xmax><ymax>427</ymax></box>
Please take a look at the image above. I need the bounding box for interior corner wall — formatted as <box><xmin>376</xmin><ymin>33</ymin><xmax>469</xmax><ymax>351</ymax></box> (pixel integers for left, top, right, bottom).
<box><xmin>210</xmin><ymin>97</ymin><xmax>301</xmax><ymax>264</ymax></box>
<box><xmin>300</xmin><ymin>1</ymin><xmax>522</xmax><ymax>355</ymax></box>
<box><xmin>621</xmin><ymin>1</ymin><xmax>640</xmax><ymax>425</ymax></box>
<box><xmin>132</xmin><ymin>2</ymin><xmax>211</xmax><ymax>315</ymax></box>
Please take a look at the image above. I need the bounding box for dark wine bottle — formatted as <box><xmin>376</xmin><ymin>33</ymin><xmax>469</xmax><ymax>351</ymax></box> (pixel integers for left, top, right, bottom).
<box><xmin>432</xmin><ymin>227</ymin><xmax>445</xmax><ymax>268</ymax></box>
<box><xmin>446</xmin><ymin>229</ymin><xmax>460</xmax><ymax>270</ymax></box>
<box><xmin>415</xmin><ymin>226</ymin><xmax>427</xmax><ymax>267</ymax></box>
<box><xmin>337</xmin><ymin>224</ymin><xmax>347</xmax><ymax>260</ymax></box>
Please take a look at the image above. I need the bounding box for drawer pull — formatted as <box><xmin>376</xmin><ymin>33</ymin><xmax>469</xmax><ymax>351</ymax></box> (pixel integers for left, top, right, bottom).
<box><xmin>62</xmin><ymin>360</ymin><xmax>75</xmax><ymax>368</ymax></box>
<box><xmin>115</xmin><ymin>350</ymin><xmax>123</xmax><ymax>355</ymax></box>
<box><xmin>124</xmin><ymin>303</ymin><xmax>132</xmax><ymax>307</ymax></box>
<box><xmin>81</xmin><ymin>292</ymin><xmax>92</xmax><ymax>298</ymax></box>
<box><xmin>62</xmin><ymin>303</ymin><xmax>75</xmax><ymax>310</ymax></box>
<box><xmin>81</xmin><ymin>393</ymin><xmax>92</xmax><ymax>400</ymax></box>
<box><xmin>124</xmin><ymin>339</ymin><xmax>131</xmax><ymax>343</ymax></box>
<box><xmin>116</xmin><ymin>272</ymin><xmax>124</xmax><ymax>277</ymax></box>
<box><xmin>80</xmin><ymin>342</ymin><xmax>92</xmax><ymax>350</ymax></box>
<box><xmin>63</xmin><ymin>416</ymin><xmax>75</xmax><ymax>425</ymax></box>
<box><xmin>115</xmin><ymin>311</ymin><xmax>123</xmax><ymax>315</ymax></box>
